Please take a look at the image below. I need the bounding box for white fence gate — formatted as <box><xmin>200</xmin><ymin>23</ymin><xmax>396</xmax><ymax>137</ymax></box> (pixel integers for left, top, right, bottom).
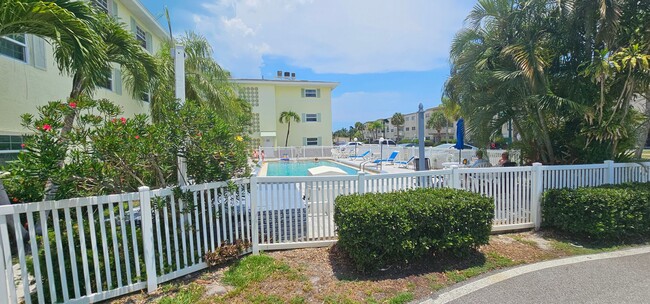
<box><xmin>0</xmin><ymin>161</ymin><xmax>648</xmax><ymax>303</ymax></box>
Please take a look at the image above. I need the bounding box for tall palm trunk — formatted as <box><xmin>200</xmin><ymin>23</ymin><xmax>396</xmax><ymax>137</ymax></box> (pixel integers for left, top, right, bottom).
<box><xmin>285</xmin><ymin>121</ymin><xmax>291</xmax><ymax>147</ymax></box>
<box><xmin>536</xmin><ymin>107</ymin><xmax>555</xmax><ymax>163</ymax></box>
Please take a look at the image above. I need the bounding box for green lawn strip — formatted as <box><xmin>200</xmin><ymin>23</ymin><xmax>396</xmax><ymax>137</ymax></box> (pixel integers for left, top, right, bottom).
<box><xmin>222</xmin><ymin>254</ymin><xmax>295</xmax><ymax>288</ymax></box>
<box><xmin>158</xmin><ymin>283</ymin><xmax>205</xmax><ymax>304</ymax></box>
<box><xmin>549</xmin><ymin>239</ymin><xmax>623</xmax><ymax>255</ymax></box>
<box><xmin>444</xmin><ymin>252</ymin><xmax>517</xmax><ymax>284</ymax></box>
<box><xmin>387</xmin><ymin>292</ymin><xmax>415</xmax><ymax>304</ymax></box>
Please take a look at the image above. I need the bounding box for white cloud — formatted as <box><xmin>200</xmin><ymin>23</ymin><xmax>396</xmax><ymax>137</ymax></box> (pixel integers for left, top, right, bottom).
<box><xmin>191</xmin><ymin>0</ymin><xmax>474</xmax><ymax>77</ymax></box>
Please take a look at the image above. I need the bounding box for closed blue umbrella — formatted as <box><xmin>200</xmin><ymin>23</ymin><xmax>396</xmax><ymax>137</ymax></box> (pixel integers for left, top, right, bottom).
<box><xmin>454</xmin><ymin>118</ymin><xmax>465</xmax><ymax>163</ymax></box>
<box><xmin>454</xmin><ymin>118</ymin><xmax>465</xmax><ymax>150</ymax></box>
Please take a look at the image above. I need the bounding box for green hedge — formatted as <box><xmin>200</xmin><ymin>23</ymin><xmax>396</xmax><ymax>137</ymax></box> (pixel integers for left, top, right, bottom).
<box><xmin>334</xmin><ymin>188</ymin><xmax>493</xmax><ymax>271</ymax></box>
<box><xmin>542</xmin><ymin>182</ymin><xmax>650</xmax><ymax>242</ymax></box>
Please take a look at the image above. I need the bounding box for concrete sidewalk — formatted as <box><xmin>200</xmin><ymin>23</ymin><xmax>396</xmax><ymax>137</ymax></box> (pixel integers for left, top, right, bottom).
<box><xmin>422</xmin><ymin>246</ymin><xmax>650</xmax><ymax>304</ymax></box>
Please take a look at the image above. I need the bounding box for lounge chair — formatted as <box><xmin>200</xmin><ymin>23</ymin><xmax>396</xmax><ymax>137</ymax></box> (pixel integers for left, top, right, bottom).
<box><xmin>349</xmin><ymin>150</ymin><xmax>371</xmax><ymax>160</ymax></box>
<box><xmin>372</xmin><ymin>151</ymin><xmax>399</xmax><ymax>165</ymax></box>
<box><xmin>394</xmin><ymin>156</ymin><xmax>415</xmax><ymax>168</ymax></box>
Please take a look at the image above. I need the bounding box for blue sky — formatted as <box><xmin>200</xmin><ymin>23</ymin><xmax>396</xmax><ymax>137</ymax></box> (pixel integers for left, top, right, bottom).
<box><xmin>139</xmin><ymin>0</ymin><xmax>476</xmax><ymax>131</ymax></box>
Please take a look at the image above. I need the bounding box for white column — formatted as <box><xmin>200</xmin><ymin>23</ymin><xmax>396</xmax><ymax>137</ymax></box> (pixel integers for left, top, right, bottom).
<box><xmin>139</xmin><ymin>186</ymin><xmax>157</xmax><ymax>292</ymax></box>
<box><xmin>530</xmin><ymin>163</ymin><xmax>544</xmax><ymax>230</ymax></box>
<box><xmin>174</xmin><ymin>45</ymin><xmax>188</xmax><ymax>186</ymax></box>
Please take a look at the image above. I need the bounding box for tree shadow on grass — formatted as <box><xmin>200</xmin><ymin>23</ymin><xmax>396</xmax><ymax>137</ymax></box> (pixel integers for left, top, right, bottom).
<box><xmin>327</xmin><ymin>243</ymin><xmax>487</xmax><ymax>281</ymax></box>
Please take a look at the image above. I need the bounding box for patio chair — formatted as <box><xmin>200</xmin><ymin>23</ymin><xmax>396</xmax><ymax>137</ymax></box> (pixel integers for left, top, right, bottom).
<box><xmin>394</xmin><ymin>156</ymin><xmax>415</xmax><ymax>168</ymax></box>
<box><xmin>372</xmin><ymin>151</ymin><xmax>399</xmax><ymax>165</ymax></box>
<box><xmin>349</xmin><ymin>150</ymin><xmax>371</xmax><ymax>160</ymax></box>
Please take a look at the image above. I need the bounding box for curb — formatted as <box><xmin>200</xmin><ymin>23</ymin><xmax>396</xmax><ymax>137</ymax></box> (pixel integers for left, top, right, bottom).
<box><xmin>421</xmin><ymin>245</ymin><xmax>650</xmax><ymax>304</ymax></box>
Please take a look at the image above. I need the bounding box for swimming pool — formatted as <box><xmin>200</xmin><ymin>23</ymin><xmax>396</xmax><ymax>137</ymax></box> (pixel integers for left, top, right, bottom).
<box><xmin>265</xmin><ymin>160</ymin><xmax>358</xmax><ymax>176</ymax></box>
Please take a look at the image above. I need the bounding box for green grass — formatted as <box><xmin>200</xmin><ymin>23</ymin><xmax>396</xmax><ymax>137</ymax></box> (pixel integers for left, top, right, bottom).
<box><xmin>387</xmin><ymin>292</ymin><xmax>414</xmax><ymax>304</ymax></box>
<box><xmin>158</xmin><ymin>283</ymin><xmax>205</xmax><ymax>304</ymax></box>
<box><xmin>222</xmin><ymin>254</ymin><xmax>294</xmax><ymax>289</ymax></box>
<box><xmin>549</xmin><ymin>240</ymin><xmax>621</xmax><ymax>255</ymax></box>
<box><xmin>444</xmin><ymin>252</ymin><xmax>517</xmax><ymax>284</ymax></box>
<box><xmin>510</xmin><ymin>235</ymin><xmax>539</xmax><ymax>247</ymax></box>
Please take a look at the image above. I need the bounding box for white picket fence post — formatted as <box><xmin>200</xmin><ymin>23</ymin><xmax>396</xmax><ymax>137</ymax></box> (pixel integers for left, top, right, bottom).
<box><xmin>251</xmin><ymin>176</ymin><xmax>260</xmax><ymax>255</ymax></box>
<box><xmin>139</xmin><ymin>186</ymin><xmax>157</xmax><ymax>293</ymax></box>
<box><xmin>0</xmin><ymin>215</ymin><xmax>15</xmax><ymax>304</ymax></box>
<box><xmin>450</xmin><ymin>165</ymin><xmax>461</xmax><ymax>189</ymax></box>
<box><xmin>604</xmin><ymin>160</ymin><xmax>615</xmax><ymax>184</ymax></box>
<box><xmin>357</xmin><ymin>172</ymin><xmax>366</xmax><ymax>194</ymax></box>
<box><xmin>530</xmin><ymin>163</ymin><xmax>544</xmax><ymax>230</ymax></box>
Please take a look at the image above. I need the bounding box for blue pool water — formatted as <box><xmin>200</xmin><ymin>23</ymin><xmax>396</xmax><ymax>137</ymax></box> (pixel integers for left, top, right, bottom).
<box><xmin>265</xmin><ymin>160</ymin><xmax>358</xmax><ymax>176</ymax></box>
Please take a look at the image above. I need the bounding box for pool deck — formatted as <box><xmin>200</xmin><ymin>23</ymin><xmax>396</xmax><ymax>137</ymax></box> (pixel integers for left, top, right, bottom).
<box><xmin>335</xmin><ymin>158</ymin><xmax>416</xmax><ymax>174</ymax></box>
<box><xmin>257</xmin><ymin>158</ymin><xmax>417</xmax><ymax>176</ymax></box>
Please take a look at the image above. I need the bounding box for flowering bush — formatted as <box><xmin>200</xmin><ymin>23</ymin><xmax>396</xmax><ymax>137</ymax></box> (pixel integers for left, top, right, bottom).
<box><xmin>2</xmin><ymin>98</ymin><xmax>250</xmax><ymax>202</ymax></box>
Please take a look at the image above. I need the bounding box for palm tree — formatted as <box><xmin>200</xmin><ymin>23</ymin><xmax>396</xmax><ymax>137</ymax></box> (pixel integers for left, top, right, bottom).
<box><xmin>279</xmin><ymin>111</ymin><xmax>300</xmax><ymax>146</ymax></box>
<box><xmin>354</xmin><ymin>121</ymin><xmax>365</xmax><ymax>140</ymax></box>
<box><xmin>43</xmin><ymin>12</ymin><xmax>159</xmax><ymax>202</ymax></box>
<box><xmin>368</xmin><ymin>120</ymin><xmax>383</xmax><ymax>140</ymax></box>
<box><xmin>0</xmin><ymin>0</ymin><xmax>105</xmax><ymax>248</ymax></box>
<box><xmin>390</xmin><ymin>113</ymin><xmax>405</xmax><ymax>141</ymax></box>
<box><xmin>0</xmin><ymin>0</ymin><xmax>104</xmax><ymax>83</ymax></box>
<box><xmin>426</xmin><ymin>112</ymin><xmax>448</xmax><ymax>143</ymax></box>
<box><xmin>151</xmin><ymin>32</ymin><xmax>248</xmax><ymax>124</ymax></box>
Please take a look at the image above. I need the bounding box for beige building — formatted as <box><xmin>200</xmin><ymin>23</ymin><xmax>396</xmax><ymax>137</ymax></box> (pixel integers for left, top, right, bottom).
<box><xmin>234</xmin><ymin>75</ymin><xmax>339</xmax><ymax>150</ymax></box>
<box><xmin>364</xmin><ymin>107</ymin><xmax>456</xmax><ymax>143</ymax></box>
<box><xmin>0</xmin><ymin>0</ymin><xmax>167</xmax><ymax>164</ymax></box>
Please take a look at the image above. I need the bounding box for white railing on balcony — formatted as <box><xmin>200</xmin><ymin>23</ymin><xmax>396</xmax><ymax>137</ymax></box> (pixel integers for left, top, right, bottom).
<box><xmin>0</xmin><ymin>160</ymin><xmax>648</xmax><ymax>303</ymax></box>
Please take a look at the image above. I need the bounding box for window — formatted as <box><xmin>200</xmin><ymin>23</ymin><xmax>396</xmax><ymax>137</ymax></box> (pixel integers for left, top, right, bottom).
<box><xmin>92</xmin><ymin>0</ymin><xmax>109</xmax><ymax>14</ymax></box>
<box><xmin>302</xmin><ymin>88</ymin><xmax>320</xmax><ymax>98</ymax></box>
<box><xmin>0</xmin><ymin>34</ymin><xmax>26</xmax><ymax>62</ymax></box>
<box><xmin>306</xmin><ymin>137</ymin><xmax>319</xmax><ymax>146</ymax></box>
<box><xmin>0</xmin><ymin>135</ymin><xmax>23</xmax><ymax>151</ymax></box>
<box><xmin>98</xmin><ymin>70</ymin><xmax>113</xmax><ymax>90</ymax></box>
<box><xmin>405</xmin><ymin>127</ymin><xmax>409</xmax><ymax>131</ymax></box>
<box><xmin>0</xmin><ymin>135</ymin><xmax>23</xmax><ymax>165</ymax></box>
<box><xmin>136</xmin><ymin>26</ymin><xmax>147</xmax><ymax>49</ymax></box>
<box><xmin>141</xmin><ymin>91</ymin><xmax>151</xmax><ymax>103</ymax></box>
<box><xmin>305</xmin><ymin>114</ymin><xmax>318</xmax><ymax>122</ymax></box>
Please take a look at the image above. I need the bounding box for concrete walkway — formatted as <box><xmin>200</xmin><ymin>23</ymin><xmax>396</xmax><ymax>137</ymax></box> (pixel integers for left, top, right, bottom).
<box><xmin>422</xmin><ymin>246</ymin><xmax>650</xmax><ymax>304</ymax></box>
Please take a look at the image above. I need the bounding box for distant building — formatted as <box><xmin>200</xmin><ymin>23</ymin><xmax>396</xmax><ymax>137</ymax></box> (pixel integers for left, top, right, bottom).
<box><xmin>0</xmin><ymin>0</ymin><xmax>167</xmax><ymax>164</ymax></box>
<box><xmin>233</xmin><ymin>73</ymin><xmax>339</xmax><ymax>149</ymax></box>
<box><xmin>363</xmin><ymin>107</ymin><xmax>457</xmax><ymax>143</ymax></box>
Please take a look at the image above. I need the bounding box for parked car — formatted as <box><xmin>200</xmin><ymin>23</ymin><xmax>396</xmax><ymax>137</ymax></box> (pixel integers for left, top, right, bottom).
<box><xmin>371</xmin><ymin>139</ymin><xmax>397</xmax><ymax>146</ymax></box>
<box><xmin>432</xmin><ymin>143</ymin><xmax>478</xmax><ymax>150</ymax></box>
<box><xmin>339</xmin><ymin>141</ymin><xmax>364</xmax><ymax>151</ymax></box>
<box><xmin>398</xmin><ymin>143</ymin><xmax>417</xmax><ymax>148</ymax></box>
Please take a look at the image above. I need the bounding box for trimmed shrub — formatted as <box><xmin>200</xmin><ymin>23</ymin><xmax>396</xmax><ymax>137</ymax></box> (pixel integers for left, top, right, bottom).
<box><xmin>542</xmin><ymin>182</ymin><xmax>650</xmax><ymax>242</ymax></box>
<box><xmin>334</xmin><ymin>188</ymin><xmax>493</xmax><ymax>271</ymax></box>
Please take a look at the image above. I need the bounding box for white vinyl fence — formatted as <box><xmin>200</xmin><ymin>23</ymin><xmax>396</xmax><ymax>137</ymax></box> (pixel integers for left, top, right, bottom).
<box><xmin>262</xmin><ymin>145</ymin><xmax>520</xmax><ymax>168</ymax></box>
<box><xmin>0</xmin><ymin>161</ymin><xmax>648</xmax><ymax>303</ymax></box>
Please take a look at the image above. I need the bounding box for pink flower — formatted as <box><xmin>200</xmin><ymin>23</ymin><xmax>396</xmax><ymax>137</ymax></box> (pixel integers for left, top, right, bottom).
<box><xmin>112</xmin><ymin>118</ymin><xmax>116</xmax><ymax>123</ymax></box>
<box><xmin>69</xmin><ymin>102</ymin><xmax>77</xmax><ymax>109</ymax></box>
<box><xmin>120</xmin><ymin>117</ymin><xmax>127</xmax><ymax>124</ymax></box>
<box><xmin>135</xmin><ymin>135</ymin><xmax>140</xmax><ymax>139</ymax></box>
<box><xmin>42</xmin><ymin>124</ymin><xmax>52</xmax><ymax>131</ymax></box>
<box><xmin>20</xmin><ymin>143</ymin><xmax>25</xmax><ymax>148</ymax></box>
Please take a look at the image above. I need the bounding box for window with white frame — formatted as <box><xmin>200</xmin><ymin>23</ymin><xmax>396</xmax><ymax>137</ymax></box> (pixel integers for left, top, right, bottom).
<box><xmin>92</xmin><ymin>0</ymin><xmax>109</xmax><ymax>14</ymax></box>
<box><xmin>136</xmin><ymin>25</ymin><xmax>147</xmax><ymax>49</ymax></box>
<box><xmin>98</xmin><ymin>70</ymin><xmax>113</xmax><ymax>90</ymax></box>
<box><xmin>305</xmin><ymin>114</ymin><xmax>318</xmax><ymax>122</ymax></box>
<box><xmin>0</xmin><ymin>34</ymin><xmax>27</xmax><ymax>62</ymax></box>
<box><xmin>302</xmin><ymin>88</ymin><xmax>320</xmax><ymax>98</ymax></box>
<box><xmin>306</xmin><ymin>137</ymin><xmax>319</xmax><ymax>146</ymax></box>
